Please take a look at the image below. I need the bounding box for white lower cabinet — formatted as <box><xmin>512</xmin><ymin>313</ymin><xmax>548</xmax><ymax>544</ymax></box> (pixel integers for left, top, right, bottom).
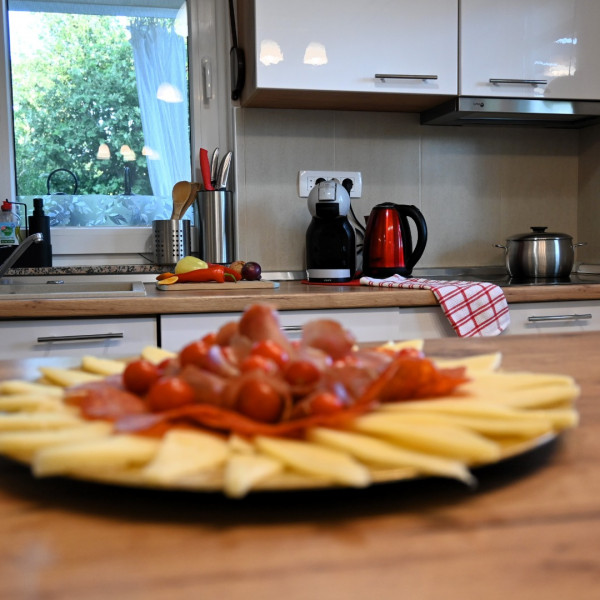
<box><xmin>160</xmin><ymin>308</ymin><xmax>404</xmax><ymax>351</ymax></box>
<box><xmin>394</xmin><ymin>302</ymin><xmax>600</xmax><ymax>338</ymax></box>
<box><xmin>396</xmin><ymin>307</ymin><xmax>456</xmax><ymax>339</ymax></box>
<box><xmin>506</xmin><ymin>301</ymin><xmax>600</xmax><ymax>335</ymax></box>
<box><xmin>0</xmin><ymin>317</ymin><xmax>158</xmax><ymax>359</ymax></box>
<box><xmin>279</xmin><ymin>308</ymin><xmax>404</xmax><ymax>343</ymax></box>
<box><xmin>158</xmin><ymin>300</ymin><xmax>600</xmax><ymax>352</ymax></box>
<box><xmin>160</xmin><ymin>312</ymin><xmax>242</xmax><ymax>352</ymax></box>
<box><xmin>4</xmin><ymin>300</ymin><xmax>598</xmax><ymax>361</ymax></box>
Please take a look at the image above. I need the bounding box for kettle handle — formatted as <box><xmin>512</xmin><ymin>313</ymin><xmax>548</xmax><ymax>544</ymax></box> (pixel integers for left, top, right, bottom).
<box><xmin>395</xmin><ymin>204</ymin><xmax>428</xmax><ymax>270</ymax></box>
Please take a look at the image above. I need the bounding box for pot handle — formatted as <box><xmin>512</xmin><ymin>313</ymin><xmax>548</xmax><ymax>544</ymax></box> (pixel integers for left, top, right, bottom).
<box><xmin>494</xmin><ymin>243</ymin><xmax>507</xmax><ymax>252</ymax></box>
<box><xmin>573</xmin><ymin>242</ymin><xmax>587</xmax><ymax>249</ymax></box>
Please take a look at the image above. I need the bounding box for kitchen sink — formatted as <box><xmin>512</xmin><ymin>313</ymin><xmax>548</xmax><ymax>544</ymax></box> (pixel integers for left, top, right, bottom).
<box><xmin>0</xmin><ymin>280</ymin><xmax>147</xmax><ymax>299</ymax></box>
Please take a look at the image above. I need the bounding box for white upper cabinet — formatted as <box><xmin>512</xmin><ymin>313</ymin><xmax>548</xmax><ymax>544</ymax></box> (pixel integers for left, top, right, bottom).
<box><xmin>238</xmin><ymin>0</ymin><xmax>458</xmax><ymax>110</ymax></box>
<box><xmin>461</xmin><ymin>0</ymin><xmax>600</xmax><ymax>100</ymax></box>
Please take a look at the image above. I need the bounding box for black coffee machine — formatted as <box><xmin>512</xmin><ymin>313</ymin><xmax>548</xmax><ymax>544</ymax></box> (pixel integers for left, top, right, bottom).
<box><xmin>305</xmin><ymin>179</ymin><xmax>356</xmax><ymax>282</ymax></box>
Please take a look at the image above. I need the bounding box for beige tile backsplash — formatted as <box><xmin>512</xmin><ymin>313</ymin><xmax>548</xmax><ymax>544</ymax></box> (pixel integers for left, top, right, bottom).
<box><xmin>234</xmin><ymin>107</ymin><xmax>598</xmax><ymax>272</ymax></box>
<box><xmin>579</xmin><ymin>122</ymin><xmax>600</xmax><ymax>263</ymax></box>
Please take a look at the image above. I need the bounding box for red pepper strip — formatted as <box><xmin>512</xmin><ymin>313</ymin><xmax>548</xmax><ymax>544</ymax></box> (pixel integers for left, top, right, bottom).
<box><xmin>356</xmin><ymin>354</ymin><xmax>469</xmax><ymax>407</ymax></box>
<box><xmin>176</xmin><ymin>266</ymin><xmax>226</xmax><ymax>283</ymax></box>
<box><xmin>115</xmin><ymin>401</ymin><xmax>374</xmax><ymax>438</ymax></box>
<box><xmin>207</xmin><ymin>262</ymin><xmax>242</xmax><ymax>281</ymax></box>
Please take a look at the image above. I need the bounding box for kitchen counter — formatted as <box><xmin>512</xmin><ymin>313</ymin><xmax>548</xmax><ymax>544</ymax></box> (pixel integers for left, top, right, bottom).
<box><xmin>2</xmin><ymin>279</ymin><xmax>600</xmax><ymax>319</ymax></box>
<box><xmin>0</xmin><ymin>331</ymin><xmax>598</xmax><ymax>600</ymax></box>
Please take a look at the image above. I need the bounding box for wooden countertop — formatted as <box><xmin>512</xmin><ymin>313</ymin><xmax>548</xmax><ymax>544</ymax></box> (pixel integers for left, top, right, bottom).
<box><xmin>1</xmin><ymin>331</ymin><xmax>599</xmax><ymax>600</ymax></box>
<box><xmin>2</xmin><ymin>280</ymin><xmax>600</xmax><ymax>319</ymax></box>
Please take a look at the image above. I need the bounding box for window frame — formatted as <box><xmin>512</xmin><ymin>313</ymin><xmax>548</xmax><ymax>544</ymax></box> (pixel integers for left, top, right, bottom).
<box><xmin>0</xmin><ymin>0</ymin><xmax>232</xmax><ymax>260</ymax></box>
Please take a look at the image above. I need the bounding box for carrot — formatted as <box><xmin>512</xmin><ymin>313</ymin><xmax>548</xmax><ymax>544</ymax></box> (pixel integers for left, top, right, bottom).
<box><xmin>156</xmin><ymin>272</ymin><xmax>176</xmax><ymax>281</ymax></box>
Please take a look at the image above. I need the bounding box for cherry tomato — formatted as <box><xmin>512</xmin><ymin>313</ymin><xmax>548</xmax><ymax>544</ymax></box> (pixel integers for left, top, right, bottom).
<box><xmin>236</xmin><ymin>379</ymin><xmax>283</xmax><ymax>423</ymax></box>
<box><xmin>284</xmin><ymin>360</ymin><xmax>321</xmax><ymax>386</ymax></box>
<box><xmin>145</xmin><ymin>376</ymin><xmax>195</xmax><ymax>412</ymax></box>
<box><xmin>122</xmin><ymin>359</ymin><xmax>160</xmax><ymax>395</ymax></box>
<box><xmin>239</xmin><ymin>354</ymin><xmax>279</xmax><ymax>375</ymax></box>
<box><xmin>250</xmin><ymin>340</ymin><xmax>289</xmax><ymax>369</ymax></box>
<box><xmin>308</xmin><ymin>391</ymin><xmax>344</xmax><ymax>415</ymax></box>
<box><xmin>179</xmin><ymin>340</ymin><xmax>210</xmax><ymax>368</ymax></box>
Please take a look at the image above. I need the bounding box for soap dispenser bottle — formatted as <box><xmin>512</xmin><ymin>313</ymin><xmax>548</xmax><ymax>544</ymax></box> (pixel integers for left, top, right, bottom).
<box><xmin>19</xmin><ymin>197</ymin><xmax>52</xmax><ymax>267</ymax></box>
<box><xmin>0</xmin><ymin>199</ymin><xmax>20</xmax><ymax>246</ymax></box>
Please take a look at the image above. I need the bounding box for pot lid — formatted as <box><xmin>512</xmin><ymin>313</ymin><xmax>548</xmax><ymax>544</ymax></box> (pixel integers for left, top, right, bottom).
<box><xmin>507</xmin><ymin>226</ymin><xmax>572</xmax><ymax>241</ymax></box>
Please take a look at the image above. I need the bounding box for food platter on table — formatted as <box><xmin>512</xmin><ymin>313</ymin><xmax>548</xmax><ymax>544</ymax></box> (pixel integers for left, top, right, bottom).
<box><xmin>0</xmin><ymin>304</ymin><xmax>580</xmax><ymax>498</ymax></box>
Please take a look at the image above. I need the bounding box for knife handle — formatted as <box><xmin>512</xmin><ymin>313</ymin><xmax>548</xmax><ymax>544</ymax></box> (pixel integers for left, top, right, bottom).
<box><xmin>200</xmin><ymin>148</ymin><xmax>214</xmax><ymax>191</ymax></box>
<box><xmin>216</xmin><ymin>152</ymin><xmax>232</xmax><ymax>190</ymax></box>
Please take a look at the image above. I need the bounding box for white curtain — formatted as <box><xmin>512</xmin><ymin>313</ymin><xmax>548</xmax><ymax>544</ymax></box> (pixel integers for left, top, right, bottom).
<box><xmin>128</xmin><ymin>18</ymin><xmax>191</xmax><ymax>198</ymax></box>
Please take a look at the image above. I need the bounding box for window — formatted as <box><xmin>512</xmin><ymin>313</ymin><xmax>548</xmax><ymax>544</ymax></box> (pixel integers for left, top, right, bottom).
<box><xmin>7</xmin><ymin>0</ymin><xmax>190</xmax><ymax>227</ymax></box>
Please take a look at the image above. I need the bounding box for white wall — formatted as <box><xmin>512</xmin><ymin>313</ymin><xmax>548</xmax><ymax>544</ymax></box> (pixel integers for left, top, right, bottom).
<box><xmin>234</xmin><ymin>108</ymin><xmax>581</xmax><ymax>272</ymax></box>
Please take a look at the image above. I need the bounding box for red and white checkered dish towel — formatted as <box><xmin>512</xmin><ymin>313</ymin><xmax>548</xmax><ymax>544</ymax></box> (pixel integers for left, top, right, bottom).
<box><xmin>360</xmin><ymin>275</ymin><xmax>510</xmax><ymax>337</ymax></box>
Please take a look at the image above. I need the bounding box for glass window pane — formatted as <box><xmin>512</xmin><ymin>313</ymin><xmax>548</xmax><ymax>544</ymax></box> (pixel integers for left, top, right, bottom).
<box><xmin>7</xmin><ymin>1</ymin><xmax>190</xmax><ymax>226</ymax></box>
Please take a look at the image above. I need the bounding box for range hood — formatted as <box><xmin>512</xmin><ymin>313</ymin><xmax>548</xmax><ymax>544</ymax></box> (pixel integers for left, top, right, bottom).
<box><xmin>421</xmin><ymin>97</ymin><xmax>600</xmax><ymax>128</ymax></box>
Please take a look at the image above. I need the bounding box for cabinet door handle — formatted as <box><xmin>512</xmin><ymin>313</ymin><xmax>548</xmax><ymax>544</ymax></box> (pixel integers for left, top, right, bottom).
<box><xmin>527</xmin><ymin>314</ymin><xmax>592</xmax><ymax>323</ymax></box>
<box><xmin>375</xmin><ymin>74</ymin><xmax>438</xmax><ymax>82</ymax></box>
<box><xmin>36</xmin><ymin>332</ymin><xmax>125</xmax><ymax>343</ymax></box>
<box><xmin>281</xmin><ymin>325</ymin><xmax>303</xmax><ymax>333</ymax></box>
<box><xmin>489</xmin><ymin>78</ymin><xmax>548</xmax><ymax>86</ymax></box>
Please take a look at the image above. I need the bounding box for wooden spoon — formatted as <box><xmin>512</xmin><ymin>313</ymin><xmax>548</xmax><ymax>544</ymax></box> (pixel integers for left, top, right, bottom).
<box><xmin>180</xmin><ymin>182</ymin><xmax>201</xmax><ymax>218</ymax></box>
<box><xmin>171</xmin><ymin>181</ymin><xmax>192</xmax><ymax>220</ymax></box>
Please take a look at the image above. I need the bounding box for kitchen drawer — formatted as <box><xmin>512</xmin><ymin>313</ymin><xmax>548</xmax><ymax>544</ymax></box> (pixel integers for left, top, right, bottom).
<box><xmin>160</xmin><ymin>313</ymin><xmax>243</xmax><ymax>352</ymax></box>
<box><xmin>159</xmin><ymin>307</ymin><xmax>405</xmax><ymax>351</ymax></box>
<box><xmin>394</xmin><ymin>302</ymin><xmax>600</xmax><ymax>338</ymax></box>
<box><xmin>0</xmin><ymin>317</ymin><xmax>158</xmax><ymax>359</ymax></box>
<box><xmin>396</xmin><ymin>306</ymin><xmax>455</xmax><ymax>339</ymax></box>
<box><xmin>277</xmin><ymin>308</ymin><xmax>404</xmax><ymax>343</ymax></box>
<box><xmin>506</xmin><ymin>301</ymin><xmax>600</xmax><ymax>335</ymax></box>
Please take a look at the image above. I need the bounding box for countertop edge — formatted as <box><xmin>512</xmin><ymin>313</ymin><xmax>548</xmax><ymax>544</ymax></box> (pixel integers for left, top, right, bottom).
<box><xmin>1</xmin><ymin>281</ymin><xmax>600</xmax><ymax>319</ymax></box>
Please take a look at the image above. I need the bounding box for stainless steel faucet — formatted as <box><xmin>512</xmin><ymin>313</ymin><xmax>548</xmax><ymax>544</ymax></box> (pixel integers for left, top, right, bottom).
<box><xmin>0</xmin><ymin>233</ymin><xmax>43</xmax><ymax>277</ymax></box>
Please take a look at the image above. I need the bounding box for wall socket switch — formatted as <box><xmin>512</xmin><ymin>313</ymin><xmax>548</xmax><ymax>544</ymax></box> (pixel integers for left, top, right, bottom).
<box><xmin>298</xmin><ymin>171</ymin><xmax>362</xmax><ymax>198</ymax></box>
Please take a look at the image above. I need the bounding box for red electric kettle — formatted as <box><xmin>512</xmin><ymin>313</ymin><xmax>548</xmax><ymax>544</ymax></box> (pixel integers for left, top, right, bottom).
<box><xmin>362</xmin><ymin>203</ymin><xmax>427</xmax><ymax>278</ymax></box>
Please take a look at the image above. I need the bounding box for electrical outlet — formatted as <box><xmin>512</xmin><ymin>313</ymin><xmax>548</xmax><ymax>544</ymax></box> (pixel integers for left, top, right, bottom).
<box><xmin>298</xmin><ymin>171</ymin><xmax>362</xmax><ymax>198</ymax></box>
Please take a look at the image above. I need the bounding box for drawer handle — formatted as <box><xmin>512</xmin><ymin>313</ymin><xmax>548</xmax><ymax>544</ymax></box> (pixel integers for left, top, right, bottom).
<box><xmin>36</xmin><ymin>332</ymin><xmax>125</xmax><ymax>343</ymax></box>
<box><xmin>281</xmin><ymin>325</ymin><xmax>303</xmax><ymax>333</ymax></box>
<box><xmin>527</xmin><ymin>314</ymin><xmax>592</xmax><ymax>323</ymax></box>
<box><xmin>375</xmin><ymin>73</ymin><xmax>438</xmax><ymax>82</ymax></box>
<box><xmin>489</xmin><ymin>78</ymin><xmax>548</xmax><ymax>86</ymax></box>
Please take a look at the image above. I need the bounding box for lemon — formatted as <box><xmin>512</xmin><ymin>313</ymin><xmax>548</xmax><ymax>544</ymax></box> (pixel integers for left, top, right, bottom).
<box><xmin>174</xmin><ymin>256</ymin><xmax>208</xmax><ymax>274</ymax></box>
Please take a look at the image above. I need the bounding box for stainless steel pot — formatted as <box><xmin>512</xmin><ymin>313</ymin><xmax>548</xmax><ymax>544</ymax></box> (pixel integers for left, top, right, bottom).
<box><xmin>495</xmin><ymin>227</ymin><xmax>585</xmax><ymax>278</ymax></box>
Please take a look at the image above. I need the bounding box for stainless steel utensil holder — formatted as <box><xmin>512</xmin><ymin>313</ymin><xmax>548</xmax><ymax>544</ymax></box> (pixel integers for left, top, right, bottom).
<box><xmin>194</xmin><ymin>191</ymin><xmax>235</xmax><ymax>264</ymax></box>
<box><xmin>152</xmin><ymin>219</ymin><xmax>191</xmax><ymax>265</ymax></box>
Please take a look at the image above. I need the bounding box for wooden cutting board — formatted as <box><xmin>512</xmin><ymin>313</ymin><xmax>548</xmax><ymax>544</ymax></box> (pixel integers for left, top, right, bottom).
<box><xmin>156</xmin><ymin>280</ymin><xmax>280</xmax><ymax>291</ymax></box>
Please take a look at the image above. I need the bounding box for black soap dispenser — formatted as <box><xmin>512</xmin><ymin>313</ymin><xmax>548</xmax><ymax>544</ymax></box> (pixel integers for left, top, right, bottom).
<box><xmin>20</xmin><ymin>197</ymin><xmax>52</xmax><ymax>267</ymax></box>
